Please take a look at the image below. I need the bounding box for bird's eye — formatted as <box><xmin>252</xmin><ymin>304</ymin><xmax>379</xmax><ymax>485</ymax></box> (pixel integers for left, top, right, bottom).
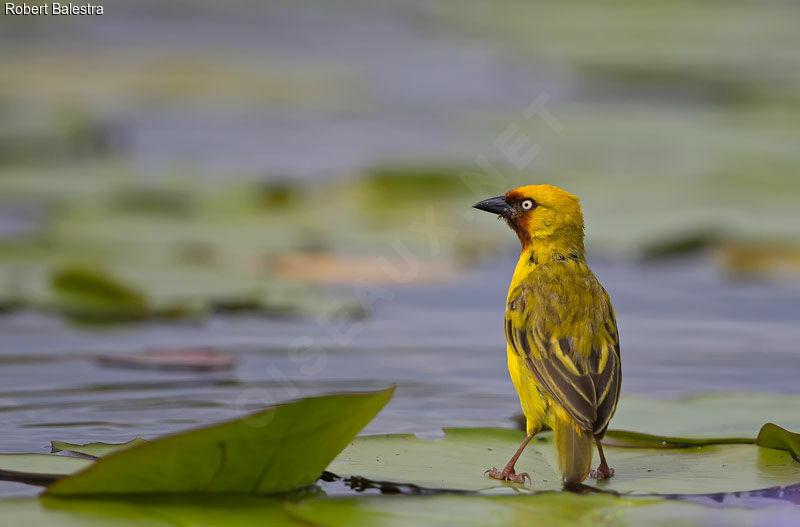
<box><xmin>521</xmin><ymin>199</ymin><xmax>534</xmax><ymax>210</ymax></box>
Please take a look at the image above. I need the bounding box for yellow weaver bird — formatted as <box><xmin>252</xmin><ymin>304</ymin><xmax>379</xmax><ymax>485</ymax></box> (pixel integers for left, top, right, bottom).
<box><xmin>474</xmin><ymin>185</ymin><xmax>621</xmax><ymax>486</ymax></box>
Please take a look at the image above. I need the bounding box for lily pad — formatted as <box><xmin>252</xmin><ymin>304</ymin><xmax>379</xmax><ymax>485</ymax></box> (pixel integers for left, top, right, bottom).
<box><xmin>361</xmin><ymin>164</ymin><xmax>474</xmax><ymax>202</ymax></box>
<box><xmin>50</xmin><ymin>266</ymin><xmax>150</xmax><ymax>323</ymax></box>
<box><xmin>604</xmin><ymin>430</ymin><xmax>754</xmax><ymax>449</ymax></box>
<box><xmin>44</xmin><ymin>388</ymin><xmax>394</xmax><ymax>495</ymax></box>
<box><xmin>2</xmin><ymin>493</ymin><xmax>797</xmax><ymax>527</ymax></box>
<box><xmin>611</xmin><ymin>394</ymin><xmax>800</xmax><ymax>439</ymax></box>
<box><xmin>517</xmin><ymin>393</ymin><xmax>800</xmax><ymax>445</ymax></box>
<box><xmin>0</xmin><ymin>455</ymin><xmax>93</xmax><ymax>485</ymax></box>
<box><xmin>757</xmin><ymin>423</ymin><xmax>800</xmax><ymax>462</ymax></box>
<box><xmin>0</xmin><ymin>495</ymin><xmax>302</xmax><ymax>527</ymax></box>
<box><xmin>717</xmin><ymin>241</ymin><xmax>800</xmax><ymax>279</ymax></box>
<box><xmin>94</xmin><ymin>349</ymin><xmax>235</xmax><ymax>372</ymax></box>
<box><xmin>50</xmin><ymin>439</ymin><xmax>148</xmax><ymax>459</ymax></box>
<box><xmin>289</xmin><ymin>493</ymin><xmax>799</xmax><ymax>527</ymax></box>
<box><xmin>327</xmin><ymin>427</ymin><xmax>800</xmax><ymax>495</ymax></box>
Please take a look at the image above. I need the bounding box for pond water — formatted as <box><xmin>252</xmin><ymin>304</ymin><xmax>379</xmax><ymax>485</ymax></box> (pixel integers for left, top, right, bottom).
<box><xmin>2</xmin><ymin>254</ymin><xmax>799</xmax><ymax>498</ymax></box>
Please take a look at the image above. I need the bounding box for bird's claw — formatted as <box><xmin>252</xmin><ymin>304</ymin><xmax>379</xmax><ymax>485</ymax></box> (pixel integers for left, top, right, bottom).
<box><xmin>511</xmin><ymin>472</ymin><xmax>532</xmax><ymax>484</ymax></box>
<box><xmin>485</xmin><ymin>467</ymin><xmax>531</xmax><ymax>485</ymax></box>
<box><xmin>590</xmin><ymin>465</ymin><xmax>615</xmax><ymax>481</ymax></box>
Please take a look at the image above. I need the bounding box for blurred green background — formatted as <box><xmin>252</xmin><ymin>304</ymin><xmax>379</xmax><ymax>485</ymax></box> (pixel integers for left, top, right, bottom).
<box><xmin>2</xmin><ymin>0</ymin><xmax>799</xmax><ymax>321</ymax></box>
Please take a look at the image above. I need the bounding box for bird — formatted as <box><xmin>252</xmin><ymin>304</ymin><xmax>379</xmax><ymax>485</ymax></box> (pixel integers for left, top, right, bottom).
<box><xmin>473</xmin><ymin>184</ymin><xmax>621</xmax><ymax>487</ymax></box>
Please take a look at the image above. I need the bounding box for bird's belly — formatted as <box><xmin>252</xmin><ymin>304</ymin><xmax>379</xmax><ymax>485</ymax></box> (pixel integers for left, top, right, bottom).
<box><xmin>507</xmin><ymin>346</ymin><xmax>549</xmax><ymax>436</ymax></box>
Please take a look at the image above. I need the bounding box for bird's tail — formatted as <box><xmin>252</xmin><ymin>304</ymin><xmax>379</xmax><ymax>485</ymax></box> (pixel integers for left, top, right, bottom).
<box><xmin>553</xmin><ymin>415</ymin><xmax>593</xmax><ymax>486</ymax></box>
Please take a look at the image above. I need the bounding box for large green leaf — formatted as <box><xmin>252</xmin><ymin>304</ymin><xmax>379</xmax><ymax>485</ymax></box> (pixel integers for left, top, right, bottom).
<box><xmin>44</xmin><ymin>389</ymin><xmax>394</xmax><ymax>495</ymax></box>
<box><xmin>327</xmin><ymin>427</ymin><xmax>800</xmax><ymax>494</ymax></box>
<box><xmin>289</xmin><ymin>493</ymin><xmax>799</xmax><ymax>527</ymax></box>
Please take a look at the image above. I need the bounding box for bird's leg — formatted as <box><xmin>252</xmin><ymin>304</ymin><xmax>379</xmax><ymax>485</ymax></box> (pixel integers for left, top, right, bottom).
<box><xmin>590</xmin><ymin>439</ymin><xmax>615</xmax><ymax>480</ymax></box>
<box><xmin>485</xmin><ymin>434</ymin><xmax>533</xmax><ymax>484</ymax></box>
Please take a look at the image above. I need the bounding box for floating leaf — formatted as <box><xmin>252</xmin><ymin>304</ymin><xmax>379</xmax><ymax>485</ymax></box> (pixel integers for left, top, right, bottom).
<box><xmin>0</xmin><ymin>495</ymin><xmax>303</xmax><ymax>527</ymax></box>
<box><xmin>290</xmin><ymin>492</ymin><xmax>800</xmax><ymax>527</ymax></box>
<box><xmin>640</xmin><ymin>228</ymin><xmax>723</xmax><ymax>261</ymax></box>
<box><xmin>604</xmin><ymin>430</ymin><xmax>754</xmax><ymax>449</ymax></box>
<box><xmin>271</xmin><ymin>252</ymin><xmax>453</xmax><ymax>285</ymax></box>
<box><xmin>717</xmin><ymin>242</ymin><xmax>800</xmax><ymax>279</ymax></box>
<box><xmin>110</xmin><ymin>186</ymin><xmax>195</xmax><ymax>216</ymax></box>
<box><xmin>516</xmin><ymin>394</ymin><xmax>800</xmax><ymax>441</ymax></box>
<box><xmin>757</xmin><ymin>423</ymin><xmax>800</xmax><ymax>462</ymax></box>
<box><xmin>45</xmin><ymin>389</ymin><xmax>394</xmax><ymax>495</ymax></box>
<box><xmin>95</xmin><ymin>349</ymin><xmax>235</xmax><ymax>372</ymax></box>
<box><xmin>364</xmin><ymin>164</ymin><xmax>473</xmax><ymax>200</ymax></box>
<box><xmin>2</xmin><ymin>491</ymin><xmax>798</xmax><ymax>527</ymax></box>
<box><xmin>50</xmin><ymin>266</ymin><xmax>149</xmax><ymax>323</ymax></box>
<box><xmin>0</xmin><ymin>455</ymin><xmax>93</xmax><ymax>486</ymax></box>
<box><xmin>328</xmin><ymin>428</ymin><xmax>800</xmax><ymax>495</ymax></box>
<box><xmin>611</xmin><ymin>394</ymin><xmax>800</xmax><ymax>439</ymax></box>
<box><xmin>50</xmin><ymin>439</ymin><xmax>148</xmax><ymax>460</ymax></box>
<box><xmin>256</xmin><ymin>179</ymin><xmax>301</xmax><ymax>209</ymax></box>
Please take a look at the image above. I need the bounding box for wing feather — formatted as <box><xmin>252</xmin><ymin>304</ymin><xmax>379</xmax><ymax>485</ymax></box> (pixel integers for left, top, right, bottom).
<box><xmin>506</xmin><ymin>272</ymin><xmax>621</xmax><ymax>437</ymax></box>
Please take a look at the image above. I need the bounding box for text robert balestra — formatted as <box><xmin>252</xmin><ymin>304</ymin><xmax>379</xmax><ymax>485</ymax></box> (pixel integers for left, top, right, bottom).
<box><xmin>5</xmin><ymin>2</ymin><xmax>104</xmax><ymax>15</ymax></box>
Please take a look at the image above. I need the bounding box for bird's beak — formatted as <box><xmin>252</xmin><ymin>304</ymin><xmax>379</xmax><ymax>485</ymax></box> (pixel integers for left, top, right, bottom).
<box><xmin>473</xmin><ymin>196</ymin><xmax>512</xmax><ymax>216</ymax></box>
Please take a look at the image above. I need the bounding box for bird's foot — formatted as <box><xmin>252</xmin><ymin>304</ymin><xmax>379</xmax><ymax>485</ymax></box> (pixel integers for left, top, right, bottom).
<box><xmin>590</xmin><ymin>462</ymin><xmax>615</xmax><ymax>481</ymax></box>
<box><xmin>485</xmin><ymin>466</ymin><xmax>531</xmax><ymax>485</ymax></box>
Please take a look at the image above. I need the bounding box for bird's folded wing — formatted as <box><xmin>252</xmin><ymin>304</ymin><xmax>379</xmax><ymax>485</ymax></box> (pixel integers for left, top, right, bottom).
<box><xmin>590</xmin><ymin>332</ymin><xmax>621</xmax><ymax>437</ymax></box>
<box><xmin>506</xmin><ymin>285</ymin><xmax>621</xmax><ymax>435</ymax></box>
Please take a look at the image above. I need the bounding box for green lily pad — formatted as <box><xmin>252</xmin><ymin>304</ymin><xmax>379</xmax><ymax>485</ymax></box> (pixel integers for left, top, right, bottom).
<box><xmin>290</xmin><ymin>493</ymin><xmax>799</xmax><ymax>527</ymax></box>
<box><xmin>757</xmin><ymin>423</ymin><xmax>800</xmax><ymax>462</ymax></box>
<box><xmin>611</xmin><ymin>394</ymin><xmax>800</xmax><ymax>439</ymax></box>
<box><xmin>0</xmin><ymin>495</ymin><xmax>303</xmax><ymax>527</ymax></box>
<box><xmin>2</xmin><ymin>493</ymin><xmax>796</xmax><ymax>527</ymax></box>
<box><xmin>0</xmin><ymin>455</ymin><xmax>93</xmax><ymax>485</ymax></box>
<box><xmin>50</xmin><ymin>266</ymin><xmax>150</xmax><ymax>323</ymax></box>
<box><xmin>516</xmin><ymin>394</ymin><xmax>800</xmax><ymax>445</ymax></box>
<box><xmin>50</xmin><ymin>439</ymin><xmax>148</xmax><ymax>459</ymax></box>
<box><xmin>604</xmin><ymin>430</ymin><xmax>754</xmax><ymax>449</ymax></box>
<box><xmin>327</xmin><ymin>427</ymin><xmax>800</xmax><ymax>494</ymax></box>
<box><xmin>44</xmin><ymin>389</ymin><xmax>393</xmax><ymax>495</ymax></box>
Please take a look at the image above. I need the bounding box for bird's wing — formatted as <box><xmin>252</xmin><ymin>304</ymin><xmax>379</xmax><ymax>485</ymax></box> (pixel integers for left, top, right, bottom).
<box><xmin>506</xmin><ymin>278</ymin><xmax>621</xmax><ymax>436</ymax></box>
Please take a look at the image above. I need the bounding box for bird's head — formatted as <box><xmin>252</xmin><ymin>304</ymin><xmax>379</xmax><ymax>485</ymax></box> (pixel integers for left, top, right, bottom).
<box><xmin>473</xmin><ymin>184</ymin><xmax>585</xmax><ymax>255</ymax></box>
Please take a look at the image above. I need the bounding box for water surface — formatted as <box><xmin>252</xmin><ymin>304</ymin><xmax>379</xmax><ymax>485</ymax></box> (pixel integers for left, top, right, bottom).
<box><xmin>1</xmin><ymin>255</ymin><xmax>798</xmax><ymax>497</ymax></box>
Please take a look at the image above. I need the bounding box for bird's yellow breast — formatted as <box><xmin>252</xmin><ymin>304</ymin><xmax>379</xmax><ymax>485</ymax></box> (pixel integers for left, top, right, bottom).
<box><xmin>507</xmin><ymin>248</ymin><xmax>548</xmax><ymax>436</ymax></box>
<box><xmin>507</xmin><ymin>346</ymin><xmax>549</xmax><ymax>436</ymax></box>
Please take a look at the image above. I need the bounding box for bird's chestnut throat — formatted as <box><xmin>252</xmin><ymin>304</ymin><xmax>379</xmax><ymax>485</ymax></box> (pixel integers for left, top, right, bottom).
<box><xmin>507</xmin><ymin>215</ymin><xmax>586</xmax><ymax>262</ymax></box>
<box><xmin>504</xmin><ymin>214</ymin><xmax>533</xmax><ymax>249</ymax></box>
